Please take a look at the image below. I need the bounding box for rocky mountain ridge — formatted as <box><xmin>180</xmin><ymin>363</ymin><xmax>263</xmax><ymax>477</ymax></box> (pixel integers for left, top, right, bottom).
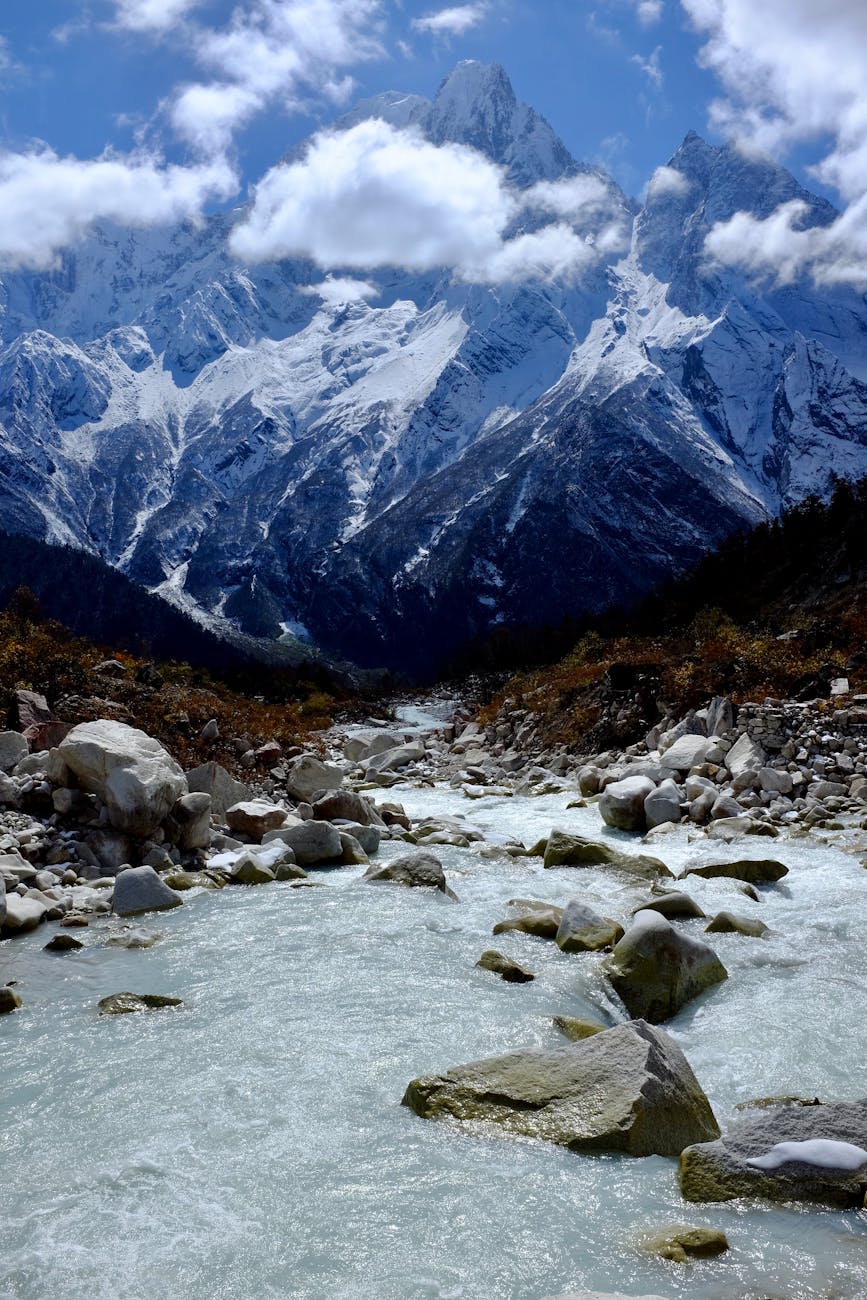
<box><xmin>1</xmin><ymin>61</ymin><xmax>867</xmax><ymax>674</ymax></box>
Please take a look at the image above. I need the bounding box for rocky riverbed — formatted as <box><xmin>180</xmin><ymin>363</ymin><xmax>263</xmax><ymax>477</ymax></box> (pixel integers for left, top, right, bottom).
<box><xmin>2</xmin><ymin>692</ymin><xmax>867</xmax><ymax>1298</ymax></box>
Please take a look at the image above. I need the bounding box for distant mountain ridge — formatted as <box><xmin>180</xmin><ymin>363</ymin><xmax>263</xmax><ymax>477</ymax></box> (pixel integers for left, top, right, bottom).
<box><xmin>1</xmin><ymin>61</ymin><xmax>866</xmax><ymax>674</ymax></box>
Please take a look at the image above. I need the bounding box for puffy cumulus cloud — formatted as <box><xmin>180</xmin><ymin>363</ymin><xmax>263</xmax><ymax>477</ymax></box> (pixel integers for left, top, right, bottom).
<box><xmin>230</xmin><ymin>121</ymin><xmax>515</xmax><ymax>271</ymax></box>
<box><xmin>0</xmin><ymin>149</ymin><xmax>236</xmax><ymax>271</ymax></box>
<box><xmin>113</xmin><ymin>0</ymin><xmax>202</xmax><ymax>33</ymax></box>
<box><xmin>170</xmin><ymin>0</ymin><xmax>383</xmax><ymax>154</ymax></box>
<box><xmin>681</xmin><ymin>0</ymin><xmax>867</xmax><ymax>286</ymax></box>
<box><xmin>646</xmin><ymin>164</ymin><xmax>691</xmax><ymax>199</ymax></box>
<box><xmin>411</xmin><ymin>4</ymin><xmax>489</xmax><ymax>37</ymax></box>
<box><xmin>302</xmin><ymin>276</ymin><xmax>380</xmax><ymax>304</ymax></box>
<box><xmin>230</xmin><ymin>120</ymin><xmax>623</xmax><ymax>285</ymax></box>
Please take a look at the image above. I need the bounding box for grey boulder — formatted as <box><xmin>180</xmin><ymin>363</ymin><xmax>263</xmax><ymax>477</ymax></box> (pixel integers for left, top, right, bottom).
<box><xmin>556</xmin><ymin>899</ymin><xmax>623</xmax><ymax>952</ymax></box>
<box><xmin>362</xmin><ymin>850</ymin><xmax>454</xmax><ymax>896</ymax></box>
<box><xmin>644</xmin><ymin>778</ymin><xmax>684</xmax><ymax>829</ymax></box>
<box><xmin>112</xmin><ymin>866</ymin><xmax>184</xmax><ymax>916</ymax></box>
<box><xmin>186</xmin><ymin>762</ymin><xmax>250</xmax><ymax>818</ymax></box>
<box><xmin>263</xmin><ymin>820</ymin><xmax>342</xmax><ymax>865</ymax></box>
<box><xmin>605</xmin><ymin>912</ymin><xmax>727</xmax><ymax>1023</ymax></box>
<box><xmin>59</xmin><ymin>720</ymin><xmax>187</xmax><ymax>837</ymax></box>
<box><xmin>680</xmin><ymin>1099</ymin><xmax>867</xmax><ymax>1207</ymax></box>
<box><xmin>599</xmin><ymin>776</ymin><xmax>656</xmax><ymax>831</ymax></box>
<box><xmin>285</xmin><ymin>755</ymin><xmax>344</xmax><ymax>801</ymax></box>
<box><xmin>402</xmin><ymin>1019</ymin><xmax>719</xmax><ymax>1157</ymax></box>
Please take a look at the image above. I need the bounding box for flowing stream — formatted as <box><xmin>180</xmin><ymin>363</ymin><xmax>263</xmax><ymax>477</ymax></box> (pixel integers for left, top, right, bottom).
<box><xmin>2</xmin><ymin>708</ymin><xmax>867</xmax><ymax>1299</ymax></box>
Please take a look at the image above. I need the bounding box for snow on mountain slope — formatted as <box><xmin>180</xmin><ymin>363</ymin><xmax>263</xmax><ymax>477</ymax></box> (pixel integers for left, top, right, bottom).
<box><xmin>1</xmin><ymin>61</ymin><xmax>867</xmax><ymax>673</ymax></box>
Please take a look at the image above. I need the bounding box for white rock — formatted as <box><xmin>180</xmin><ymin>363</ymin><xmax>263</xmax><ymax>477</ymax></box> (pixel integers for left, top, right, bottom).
<box><xmin>0</xmin><ymin>732</ymin><xmax>28</xmax><ymax>773</ymax></box>
<box><xmin>662</xmin><ymin>734</ymin><xmax>714</xmax><ymax>771</ymax></box>
<box><xmin>599</xmin><ymin>776</ymin><xmax>656</xmax><ymax>832</ymax></box>
<box><xmin>759</xmin><ymin>767</ymin><xmax>793</xmax><ymax>795</ymax></box>
<box><xmin>59</xmin><ymin>720</ymin><xmax>187</xmax><ymax>838</ymax></box>
<box><xmin>725</xmin><ymin>733</ymin><xmax>766</xmax><ymax>780</ymax></box>
<box><xmin>285</xmin><ymin>755</ymin><xmax>344</xmax><ymax>801</ymax></box>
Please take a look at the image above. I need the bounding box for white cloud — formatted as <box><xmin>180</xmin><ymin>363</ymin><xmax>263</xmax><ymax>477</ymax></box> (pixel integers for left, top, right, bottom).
<box><xmin>113</xmin><ymin>0</ymin><xmax>202</xmax><ymax>33</ymax></box>
<box><xmin>646</xmin><ymin>163</ymin><xmax>690</xmax><ymax>199</ymax></box>
<box><xmin>681</xmin><ymin>0</ymin><xmax>867</xmax><ymax>286</ymax></box>
<box><xmin>635</xmin><ymin>0</ymin><xmax>663</xmax><ymax>24</ymax></box>
<box><xmin>630</xmin><ymin>45</ymin><xmax>662</xmax><ymax>89</ymax></box>
<box><xmin>230</xmin><ymin>120</ymin><xmax>622</xmax><ymax>285</ymax></box>
<box><xmin>411</xmin><ymin>4</ymin><xmax>489</xmax><ymax>37</ymax></box>
<box><xmin>303</xmin><ymin>276</ymin><xmax>380</xmax><ymax>304</ymax></box>
<box><xmin>0</xmin><ymin>149</ymin><xmax>236</xmax><ymax>271</ymax></box>
<box><xmin>524</xmin><ymin>175</ymin><xmax>611</xmax><ymax>219</ymax></box>
<box><xmin>170</xmin><ymin>0</ymin><xmax>384</xmax><ymax>153</ymax></box>
<box><xmin>706</xmin><ymin>196</ymin><xmax>867</xmax><ymax>289</ymax></box>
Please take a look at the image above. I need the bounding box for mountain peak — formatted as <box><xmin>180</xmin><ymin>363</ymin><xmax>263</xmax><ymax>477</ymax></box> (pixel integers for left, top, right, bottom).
<box><xmin>434</xmin><ymin>60</ymin><xmax>516</xmax><ymax>111</ymax></box>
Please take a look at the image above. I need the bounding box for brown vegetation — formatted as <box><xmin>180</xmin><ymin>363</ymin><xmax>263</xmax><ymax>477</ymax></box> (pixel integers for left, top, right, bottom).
<box><xmin>0</xmin><ymin>588</ymin><xmax>343</xmax><ymax>771</ymax></box>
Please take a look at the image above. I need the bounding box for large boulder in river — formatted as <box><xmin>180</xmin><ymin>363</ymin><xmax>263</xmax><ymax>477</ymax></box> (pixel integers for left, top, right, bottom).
<box><xmin>598</xmin><ymin>776</ymin><xmax>656</xmax><ymax>831</ymax></box>
<box><xmin>363</xmin><ymin>850</ymin><xmax>454</xmax><ymax>896</ymax></box>
<box><xmin>59</xmin><ymin>720</ymin><xmax>187</xmax><ymax>837</ymax></box>
<box><xmin>681</xmin><ymin>858</ymin><xmax>788</xmax><ymax>884</ymax></box>
<box><xmin>402</xmin><ymin>1020</ymin><xmax>719</xmax><ymax>1157</ymax></box>
<box><xmin>556</xmin><ymin>899</ymin><xmax>623</xmax><ymax>952</ymax></box>
<box><xmin>644</xmin><ymin>779</ymin><xmax>684</xmax><ymax>829</ymax></box>
<box><xmin>285</xmin><ymin>755</ymin><xmax>344</xmax><ymax>801</ymax></box>
<box><xmin>493</xmin><ymin>899</ymin><xmax>563</xmax><ymax>939</ymax></box>
<box><xmin>679</xmin><ymin>1099</ymin><xmax>867</xmax><ymax>1207</ymax></box>
<box><xmin>543</xmin><ymin>831</ymin><xmax>672</xmax><ymax>881</ymax></box>
<box><xmin>2</xmin><ymin>893</ymin><xmax>47</xmax><ymax>933</ymax></box>
<box><xmin>112</xmin><ymin>865</ymin><xmax>184</xmax><ymax>916</ymax></box>
<box><xmin>605</xmin><ymin>912</ymin><xmax>727</xmax><ymax>1023</ymax></box>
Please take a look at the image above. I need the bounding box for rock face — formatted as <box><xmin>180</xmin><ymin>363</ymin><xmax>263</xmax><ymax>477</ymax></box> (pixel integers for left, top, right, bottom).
<box><xmin>59</xmin><ymin>720</ymin><xmax>187</xmax><ymax>837</ymax></box>
<box><xmin>662</xmin><ymin>735</ymin><xmax>715</xmax><ymax>771</ymax></box>
<box><xmin>0</xmin><ymin>732</ymin><xmax>28</xmax><ymax>773</ymax></box>
<box><xmin>599</xmin><ymin>776</ymin><xmax>656</xmax><ymax>831</ymax></box>
<box><xmin>112</xmin><ymin>866</ymin><xmax>184</xmax><ymax>916</ymax></box>
<box><xmin>641</xmin><ymin>1226</ymin><xmax>729</xmax><ymax>1262</ymax></box>
<box><xmin>402</xmin><ymin>1019</ymin><xmax>720</xmax><ymax>1157</ymax></box>
<box><xmin>171</xmin><ymin>792</ymin><xmax>212</xmax><ymax>851</ymax></box>
<box><xmin>644</xmin><ymin>779</ymin><xmax>683</xmax><ymax>829</ymax></box>
<box><xmin>633</xmin><ymin>891</ymin><xmax>705</xmax><ymax>920</ymax></box>
<box><xmin>679</xmin><ymin>1100</ymin><xmax>867</xmax><ymax>1207</ymax></box>
<box><xmin>605</xmin><ymin>912</ymin><xmax>728</xmax><ymax>1023</ymax></box>
<box><xmin>2</xmin><ymin>894</ymin><xmax>47</xmax><ymax>933</ymax></box>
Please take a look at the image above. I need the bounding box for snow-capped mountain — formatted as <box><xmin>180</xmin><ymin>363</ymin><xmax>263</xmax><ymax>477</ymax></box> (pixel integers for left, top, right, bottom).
<box><xmin>2</xmin><ymin>61</ymin><xmax>866</xmax><ymax>673</ymax></box>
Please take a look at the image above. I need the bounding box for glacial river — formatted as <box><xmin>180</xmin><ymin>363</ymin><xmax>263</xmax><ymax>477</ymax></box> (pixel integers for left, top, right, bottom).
<box><xmin>2</xmin><ymin>744</ymin><xmax>867</xmax><ymax>1298</ymax></box>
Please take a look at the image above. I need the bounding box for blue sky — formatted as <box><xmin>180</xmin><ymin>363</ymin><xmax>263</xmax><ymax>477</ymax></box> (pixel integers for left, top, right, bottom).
<box><xmin>0</xmin><ymin>1</ymin><xmax>774</xmax><ymax>197</ymax></box>
<box><xmin>0</xmin><ymin>1</ymin><xmax>863</xmax><ymax>289</ymax></box>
